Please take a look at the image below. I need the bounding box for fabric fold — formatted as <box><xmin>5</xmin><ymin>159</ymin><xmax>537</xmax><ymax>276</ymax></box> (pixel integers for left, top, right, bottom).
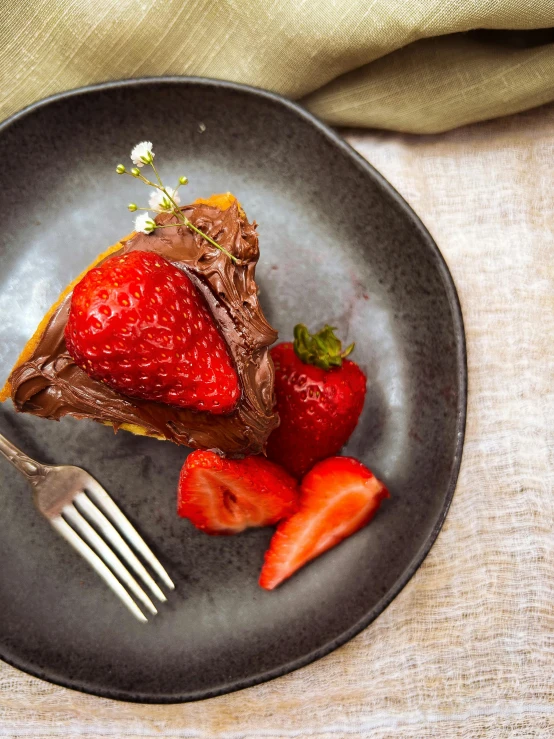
<box><xmin>1</xmin><ymin>2</ymin><xmax>553</xmax><ymax>133</ymax></box>
<box><xmin>0</xmin><ymin>0</ymin><xmax>554</xmax><ymax>133</ymax></box>
<box><xmin>303</xmin><ymin>34</ymin><xmax>554</xmax><ymax>133</ymax></box>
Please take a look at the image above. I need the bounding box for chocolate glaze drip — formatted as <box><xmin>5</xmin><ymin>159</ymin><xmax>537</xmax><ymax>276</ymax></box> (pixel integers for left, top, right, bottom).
<box><xmin>8</xmin><ymin>202</ymin><xmax>279</xmax><ymax>456</ymax></box>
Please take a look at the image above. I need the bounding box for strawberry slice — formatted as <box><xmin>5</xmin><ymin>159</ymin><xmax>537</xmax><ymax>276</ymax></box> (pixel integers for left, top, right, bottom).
<box><xmin>178</xmin><ymin>451</ymin><xmax>299</xmax><ymax>535</ymax></box>
<box><xmin>259</xmin><ymin>456</ymin><xmax>389</xmax><ymax>589</ymax></box>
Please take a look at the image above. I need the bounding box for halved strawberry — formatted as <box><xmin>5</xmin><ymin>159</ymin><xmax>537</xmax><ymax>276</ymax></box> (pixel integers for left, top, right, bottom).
<box><xmin>259</xmin><ymin>456</ymin><xmax>389</xmax><ymax>589</ymax></box>
<box><xmin>178</xmin><ymin>451</ymin><xmax>299</xmax><ymax>535</ymax></box>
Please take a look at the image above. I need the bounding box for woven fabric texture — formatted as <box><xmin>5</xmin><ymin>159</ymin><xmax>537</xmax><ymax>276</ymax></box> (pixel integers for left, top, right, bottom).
<box><xmin>0</xmin><ymin>97</ymin><xmax>552</xmax><ymax>738</ymax></box>
<box><xmin>1</xmin><ymin>1</ymin><xmax>554</xmax><ymax>132</ymax></box>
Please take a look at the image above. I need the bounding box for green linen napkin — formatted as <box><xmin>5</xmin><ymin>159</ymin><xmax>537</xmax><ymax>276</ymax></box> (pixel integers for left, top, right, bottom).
<box><xmin>1</xmin><ymin>0</ymin><xmax>553</xmax><ymax>133</ymax></box>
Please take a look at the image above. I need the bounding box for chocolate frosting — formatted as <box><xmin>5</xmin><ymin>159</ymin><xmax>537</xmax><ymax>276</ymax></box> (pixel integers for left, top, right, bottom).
<box><xmin>8</xmin><ymin>202</ymin><xmax>279</xmax><ymax>456</ymax></box>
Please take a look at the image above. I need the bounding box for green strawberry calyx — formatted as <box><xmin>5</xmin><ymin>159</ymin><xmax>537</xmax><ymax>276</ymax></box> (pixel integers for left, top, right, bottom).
<box><xmin>293</xmin><ymin>324</ymin><xmax>355</xmax><ymax>371</ymax></box>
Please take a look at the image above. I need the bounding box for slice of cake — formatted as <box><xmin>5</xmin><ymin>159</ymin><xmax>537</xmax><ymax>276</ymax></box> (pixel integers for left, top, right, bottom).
<box><xmin>1</xmin><ymin>194</ymin><xmax>279</xmax><ymax>456</ymax></box>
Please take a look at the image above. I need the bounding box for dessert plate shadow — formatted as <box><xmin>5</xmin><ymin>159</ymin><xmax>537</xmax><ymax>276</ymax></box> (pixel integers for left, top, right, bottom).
<box><xmin>0</xmin><ymin>78</ymin><xmax>466</xmax><ymax>703</ymax></box>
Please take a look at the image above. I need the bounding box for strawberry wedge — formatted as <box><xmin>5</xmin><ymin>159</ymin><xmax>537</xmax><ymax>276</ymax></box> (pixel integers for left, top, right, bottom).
<box><xmin>260</xmin><ymin>456</ymin><xmax>389</xmax><ymax>589</ymax></box>
<box><xmin>178</xmin><ymin>451</ymin><xmax>299</xmax><ymax>535</ymax></box>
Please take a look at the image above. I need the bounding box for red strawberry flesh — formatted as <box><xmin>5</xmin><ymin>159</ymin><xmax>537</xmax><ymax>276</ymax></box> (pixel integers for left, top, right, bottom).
<box><xmin>259</xmin><ymin>456</ymin><xmax>389</xmax><ymax>589</ymax></box>
<box><xmin>178</xmin><ymin>451</ymin><xmax>299</xmax><ymax>535</ymax></box>
<box><xmin>65</xmin><ymin>250</ymin><xmax>240</xmax><ymax>414</ymax></box>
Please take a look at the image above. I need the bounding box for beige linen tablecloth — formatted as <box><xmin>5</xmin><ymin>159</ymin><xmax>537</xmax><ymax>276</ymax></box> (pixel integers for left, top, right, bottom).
<box><xmin>0</xmin><ymin>103</ymin><xmax>553</xmax><ymax>738</ymax></box>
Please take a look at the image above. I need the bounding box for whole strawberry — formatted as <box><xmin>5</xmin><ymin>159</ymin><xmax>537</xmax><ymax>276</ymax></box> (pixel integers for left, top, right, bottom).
<box><xmin>65</xmin><ymin>250</ymin><xmax>240</xmax><ymax>414</ymax></box>
<box><xmin>266</xmin><ymin>324</ymin><xmax>366</xmax><ymax>478</ymax></box>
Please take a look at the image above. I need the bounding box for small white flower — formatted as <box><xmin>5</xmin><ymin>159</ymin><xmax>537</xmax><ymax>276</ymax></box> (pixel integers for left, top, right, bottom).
<box><xmin>134</xmin><ymin>212</ymin><xmax>156</xmax><ymax>234</ymax></box>
<box><xmin>149</xmin><ymin>187</ymin><xmax>181</xmax><ymax>212</ymax></box>
<box><xmin>131</xmin><ymin>141</ymin><xmax>154</xmax><ymax>167</ymax></box>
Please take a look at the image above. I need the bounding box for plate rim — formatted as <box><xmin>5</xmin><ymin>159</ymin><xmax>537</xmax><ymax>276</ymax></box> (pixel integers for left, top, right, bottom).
<box><xmin>0</xmin><ymin>76</ymin><xmax>467</xmax><ymax>703</ymax></box>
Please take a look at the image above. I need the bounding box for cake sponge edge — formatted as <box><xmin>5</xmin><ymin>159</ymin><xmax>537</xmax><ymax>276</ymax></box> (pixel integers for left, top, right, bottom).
<box><xmin>0</xmin><ymin>238</ymin><xmax>131</xmax><ymax>402</ymax></box>
<box><xmin>0</xmin><ymin>193</ymin><xmax>241</xmax><ymax>444</ymax></box>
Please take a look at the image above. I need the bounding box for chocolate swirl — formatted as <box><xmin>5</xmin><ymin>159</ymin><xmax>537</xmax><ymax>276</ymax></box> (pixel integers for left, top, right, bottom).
<box><xmin>8</xmin><ymin>201</ymin><xmax>279</xmax><ymax>456</ymax></box>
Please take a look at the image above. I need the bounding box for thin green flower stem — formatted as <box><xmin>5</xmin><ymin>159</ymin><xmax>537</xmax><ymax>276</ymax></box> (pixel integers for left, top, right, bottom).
<box><xmin>149</xmin><ymin>160</ymin><xmax>165</xmax><ymax>189</ymax></box>
<box><xmin>148</xmin><ymin>162</ymin><xmax>185</xmax><ymax>203</ymax></box>
<box><xmin>124</xmin><ymin>166</ymin><xmax>237</xmax><ymax>263</ymax></box>
<box><xmin>148</xmin><ymin>162</ymin><xmax>237</xmax><ymax>263</ymax></box>
<box><xmin>182</xmin><ymin>218</ymin><xmax>238</xmax><ymax>263</ymax></box>
<box><xmin>132</xmin><ymin>170</ymin><xmax>180</xmax><ymax>211</ymax></box>
<box><xmin>123</xmin><ymin>170</ymin><xmax>158</xmax><ymax>188</ymax></box>
<box><xmin>138</xmin><ymin>173</ymin><xmax>158</xmax><ymax>188</ymax></box>
<box><xmin>155</xmin><ymin>213</ymin><xmax>237</xmax><ymax>263</ymax></box>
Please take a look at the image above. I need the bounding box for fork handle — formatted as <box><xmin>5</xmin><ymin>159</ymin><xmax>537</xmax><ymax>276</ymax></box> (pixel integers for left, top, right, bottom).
<box><xmin>0</xmin><ymin>432</ymin><xmax>48</xmax><ymax>486</ymax></box>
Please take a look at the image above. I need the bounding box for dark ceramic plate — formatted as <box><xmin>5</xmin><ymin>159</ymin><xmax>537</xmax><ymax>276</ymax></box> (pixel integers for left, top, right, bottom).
<box><xmin>0</xmin><ymin>78</ymin><xmax>466</xmax><ymax>703</ymax></box>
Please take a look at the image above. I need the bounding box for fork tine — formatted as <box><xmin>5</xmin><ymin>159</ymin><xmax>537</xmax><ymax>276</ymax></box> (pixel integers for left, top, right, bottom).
<box><xmin>74</xmin><ymin>491</ymin><xmax>168</xmax><ymax>602</ymax></box>
<box><xmin>63</xmin><ymin>503</ymin><xmax>157</xmax><ymax>615</ymax></box>
<box><xmin>85</xmin><ymin>480</ymin><xmax>175</xmax><ymax>591</ymax></box>
<box><xmin>50</xmin><ymin>516</ymin><xmax>147</xmax><ymax>623</ymax></box>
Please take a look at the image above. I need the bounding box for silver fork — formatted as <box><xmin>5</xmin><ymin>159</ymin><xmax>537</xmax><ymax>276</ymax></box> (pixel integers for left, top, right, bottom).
<box><xmin>0</xmin><ymin>431</ymin><xmax>175</xmax><ymax>622</ymax></box>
